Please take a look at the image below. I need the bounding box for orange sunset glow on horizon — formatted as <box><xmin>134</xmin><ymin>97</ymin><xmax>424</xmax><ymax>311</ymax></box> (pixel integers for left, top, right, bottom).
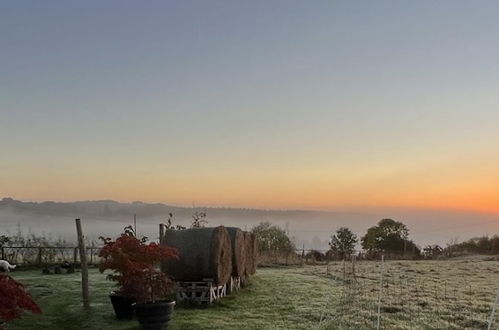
<box><xmin>2</xmin><ymin>147</ymin><xmax>498</xmax><ymax>214</ymax></box>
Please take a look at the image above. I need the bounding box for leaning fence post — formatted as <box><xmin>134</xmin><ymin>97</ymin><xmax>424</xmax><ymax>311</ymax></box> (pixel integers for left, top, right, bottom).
<box><xmin>75</xmin><ymin>218</ymin><xmax>90</xmax><ymax>308</ymax></box>
<box><xmin>377</xmin><ymin>255</ymin><xmax>385</xmax><ymax>330</ymax></box>
<box><xmin>488</xmin><ymin>286</ymin><xmax>499</xmax><ymax>330</ymax></box>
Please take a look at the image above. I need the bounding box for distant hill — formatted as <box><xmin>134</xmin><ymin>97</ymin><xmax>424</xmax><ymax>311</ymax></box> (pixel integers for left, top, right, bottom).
<box><xmin>0</xmin><ymin>196</ymin><xmax>360</xmax><ymax>220</ymax></box>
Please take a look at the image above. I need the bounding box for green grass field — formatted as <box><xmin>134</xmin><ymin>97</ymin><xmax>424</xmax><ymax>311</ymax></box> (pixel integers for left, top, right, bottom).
<box><xmin>7</xmin><ymin>257</ymin><xmax>499</xmax><ymax>329</ymax></box>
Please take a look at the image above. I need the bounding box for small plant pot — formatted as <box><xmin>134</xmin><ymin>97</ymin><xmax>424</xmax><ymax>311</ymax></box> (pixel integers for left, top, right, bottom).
<box><xmin>109</xmin><ymin>293</ymin><xmax>136</xmax><ymax>320</ymax></box>
<box><xmin>135</xmin><ymin>300</ymin><xmax>175</xmax><ymax>330</ymax></box>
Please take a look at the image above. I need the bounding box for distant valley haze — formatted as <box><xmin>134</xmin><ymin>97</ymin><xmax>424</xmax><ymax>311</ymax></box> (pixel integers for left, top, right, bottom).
<box><xmin>1</xmin><ymin>197</ymin><xmax>498</xmax><ymax>250</ymax></box>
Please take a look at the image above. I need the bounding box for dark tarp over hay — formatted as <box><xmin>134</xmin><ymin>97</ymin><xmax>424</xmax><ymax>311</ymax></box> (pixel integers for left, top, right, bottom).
<box><xmin>226</xmin><ymin>227</ymin><xmax>246</xmax><ymax>277</ymax></box>
<box><xmin>161</xmin><ymin>226</ymin><xmax>232</xmax><ymax>284</ymax></box>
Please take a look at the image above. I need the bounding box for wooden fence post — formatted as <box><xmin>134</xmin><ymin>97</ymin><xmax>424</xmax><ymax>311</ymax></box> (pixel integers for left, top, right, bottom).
<box><xmin>488</xmin><ymin>286</ymin><xmax>499</xmax><ymax>330</ymax></box>
<box><xmin>376</xmin><ymin>255</ymin><xmax>385</xmax><ymax>330</ymax></box>
<box><xmin>75</xmin><ymin>218</ymin><xmax>90</xmax><ymax>308</ymax></box>
<box><xmin>38</xmin><ymin>247</ymin><xmax>43</xmax><ymax>266</ymax></box>
<box><xmin>326</xmin><ymin>252</ymin><xmax>330</xmax><ymax>276</ymax></box>
<box><xmin>301</xmin><ymin>245</ymin><xmax>305</xmax><ymax>267</ymax></box>
<box><xmin>351</xmin><ymin>255</ymin><xmax>356</xmax><ymax>279</ymax></box>
<box><xmin>159</xmin><ymin>224</ymin><xmax>165</xmax><ymax>244</ymax></box>
<box><xmin>134</xmin><ymin>214</ymin><xmax>137</xmax><ymax>236</ymax></box>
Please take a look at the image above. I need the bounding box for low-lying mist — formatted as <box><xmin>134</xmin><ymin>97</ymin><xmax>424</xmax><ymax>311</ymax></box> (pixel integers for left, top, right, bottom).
<box><xmin>1</xmin><ymin>198</ymin><xmax>499</xmax><ymax>250</ymax></box>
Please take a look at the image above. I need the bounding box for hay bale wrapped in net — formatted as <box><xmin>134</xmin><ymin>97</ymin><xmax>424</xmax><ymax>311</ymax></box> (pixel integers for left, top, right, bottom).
<box><xmin>161</xmin><ymin>226</ymin><xmax>232</xmax><ymax>284</ymax></box>
<box><xmin>244</xmin><ymin>232</ymin><xmax>258</xmax><ymax>276</ymax></box>
<box><xmin>226</xmin><ymin>227</ymin><xmax>246</xmax><ymax>277</ymax></box>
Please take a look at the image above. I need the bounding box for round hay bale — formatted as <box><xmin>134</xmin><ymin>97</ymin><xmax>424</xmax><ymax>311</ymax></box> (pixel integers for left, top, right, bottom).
<box><xmin>243</xmin><ymin>232</ymin><xmax>257</xmax><ymax>277</ymax></box>
<box><xmin>248</xmin><ymin>233</ymin><xmax>258</xmax><ymax>274</ymax></box>
<box><xmin>226</xmin><ymin>227</ymin><xmax>246</xmax><ymax>277</ymax></box>
<box><xmin>161</xmin><ymin>226</ymin><xmax>232</xmax><ymax>284</ymax></box>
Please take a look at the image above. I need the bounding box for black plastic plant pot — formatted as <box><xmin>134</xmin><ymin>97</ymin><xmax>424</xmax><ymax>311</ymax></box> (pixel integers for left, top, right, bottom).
<box><xmin>135</xmin><ymin>300</ymin><xmax>175</xmax><ymax>330</ymax></box>
<box><xmin>109</xmin><ymin>293</ymin><xmax>136</xmax><ymax>320</ymax></box>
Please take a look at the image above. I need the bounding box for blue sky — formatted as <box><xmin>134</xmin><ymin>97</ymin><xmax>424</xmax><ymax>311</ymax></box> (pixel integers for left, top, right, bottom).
<box><xmin>1</xmin><ymin>1</ymin><xmax>499</xmax><ymax>211</ymax></box>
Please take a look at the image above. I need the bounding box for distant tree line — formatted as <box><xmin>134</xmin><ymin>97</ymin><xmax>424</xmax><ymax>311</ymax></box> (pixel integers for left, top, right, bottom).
<box><xmin>251</xmin><ymin>218</ymin><xmax>423</xmax><ymax>262</ymax></box>
<box><xmin>326</xmin><ymin>218</ymin><xmax>421</xmax><ymax>260</ymax></box>
<box><xmin>5</xmin><ymin>214</ymin><xmax>499</xmax><ymax>265</ymax></box>
<box><xmin>445</xmin><ymin>236</ymin><xmax>499</xmax><ymax>255</ymax></box>
<box><xmin>251</xmin><ymin>217</ymin><xmax>482</xmax><ymax>262</ymax></box>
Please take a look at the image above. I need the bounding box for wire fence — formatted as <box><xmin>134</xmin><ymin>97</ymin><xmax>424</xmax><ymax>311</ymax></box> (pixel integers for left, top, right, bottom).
<box><xmin>315</xmin><ymin>257</ymin><xmax>499</xmax><ymax>329</ymax></box>
<box><xmin>257</xmin><ymin>248</ymin><xmax>423</xmax><ymax>267</ymax></box>
<box><xmin>1</xmin><ymin>246</ymin><xmax>103</xmax><ymax>266</ymax></box>
<box><xmin>4</xmin><ymin>242</ymin><xmax>499</xmax><ymax>328</ymax></box>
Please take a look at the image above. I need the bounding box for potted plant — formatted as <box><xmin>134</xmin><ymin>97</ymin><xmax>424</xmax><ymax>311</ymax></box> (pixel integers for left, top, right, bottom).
<box><xmin>99</xmin><ymin>226</ymin><xmax>178</xmax><ymax>324</ymax></box>
<box><xmin>0</xmin><ymin>273</ymin><xmax>41</xmax><ymax>329</ymax></box>
<box><xmin>126</xmin><ymin>268</ymin><xmax>177</xmax><ymax>330</ymax></box>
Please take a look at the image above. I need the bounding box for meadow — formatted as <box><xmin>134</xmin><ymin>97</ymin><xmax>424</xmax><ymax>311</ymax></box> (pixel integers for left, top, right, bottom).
<box><xmin>8</xmin><ymin>256</ymin><xmax>499</xmax><ymax>330</ymax></box>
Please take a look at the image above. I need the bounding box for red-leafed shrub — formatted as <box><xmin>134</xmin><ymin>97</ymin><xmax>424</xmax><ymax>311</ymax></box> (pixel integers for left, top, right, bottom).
<box><xmin>0</xmin><ymin>274</ymin><xmax>41</xmax><ymax>327</ymax></box>
<box><xmin>99</xmin><ymin>226</ymin><xmax>178</xmax><ymax>303</ymax></box>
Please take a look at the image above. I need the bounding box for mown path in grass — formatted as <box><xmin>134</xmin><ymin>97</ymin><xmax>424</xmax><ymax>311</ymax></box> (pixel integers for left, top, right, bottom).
<box><xmin>8</xmin><ymin>267</ymin><xmax>333</xmax><ymax>330</ymax></box>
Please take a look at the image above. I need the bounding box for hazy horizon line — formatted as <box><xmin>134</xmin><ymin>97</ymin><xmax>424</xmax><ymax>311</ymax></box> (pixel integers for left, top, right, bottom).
<box><xmin>3</xmin><ymin>196</ymin><xmax>498</xmax><ymax>216</ymax></box>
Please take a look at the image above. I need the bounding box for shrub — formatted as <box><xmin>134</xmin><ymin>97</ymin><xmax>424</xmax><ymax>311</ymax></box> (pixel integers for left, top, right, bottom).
<box><xmin>0</xmin><ymin>274</ymin><xmax>41</xmax><ymax>327</ymax></box>
<box><xmin>305</xmin><ymin>250</ymin><xmax>326</xmax><ymax>262</ymax></box>
<box><xmin>98</xmin><ymin>226</ymin><xmax>178</xmax><ymax>303</ymax></box>
<box><xmin>329</xmin><ymin>227</ymin><xmax>357</xmax><ymax>260</ymax></box>
<box><xmin>0</xmin><ymin>235</ymin><xmax>9</xmax><ymax>248</ymax></box>
<box><xmin>423</xmin><ymin>245</ymin><xmax>443</xmax><ymax>259</ymax></box>
<box><xmin>191</xmin><ymin>211</ymin><xmax>208</xmax><ymax>228</ymax></box>
<box><xmin>445</xmin><ymin>235</ymin><xmax>499</xmax><ymax>255</ymax></box>
<box><xmin>251</xmin><ymin>222</ymin><xmax>295</xmax><ymax>255</ymax></box>
<box><xmin>162</xmin><ymin>213</ymin><xmax>186</xmax><ymax>231</ymax></box>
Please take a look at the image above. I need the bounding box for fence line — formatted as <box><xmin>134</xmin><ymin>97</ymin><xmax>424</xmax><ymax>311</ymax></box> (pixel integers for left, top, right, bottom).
<box><xmin>488</xmin><ymin>287</ymin><xmax>499</xmax><ymax>330</ymax></box>
<box><xmin>1</xmin><ymin>246</ymin><xmax>103</xmax><ymax>266</ymax></box>
<box><xmin>318</xmin><ymin>257</ymin><xmax>498</xmax><ymax>329</ymax></box>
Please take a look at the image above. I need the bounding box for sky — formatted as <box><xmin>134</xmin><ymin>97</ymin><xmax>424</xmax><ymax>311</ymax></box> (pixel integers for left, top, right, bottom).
<box><xmin>1</xmin><ymin>1</ymin><xmax>499</xmax><ymax>213</ymax></box>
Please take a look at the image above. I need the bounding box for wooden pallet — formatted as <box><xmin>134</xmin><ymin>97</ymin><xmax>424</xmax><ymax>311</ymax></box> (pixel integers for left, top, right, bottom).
<box><xmin>176</xmin><ymin>279</ymin><xmax>227</xmax><ymax>304</ymax></box>
<box><xmin>227</xmin><ymin>276</ymin><xmax>241</xmax><ymax>294</ymax></box>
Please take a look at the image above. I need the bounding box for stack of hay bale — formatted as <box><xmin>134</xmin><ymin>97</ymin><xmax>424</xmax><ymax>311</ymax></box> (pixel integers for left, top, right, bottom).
<box><xmin>161</xmin><ymin>226</ymin><xmax>258</xmax><ymax>288</ymax></box>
